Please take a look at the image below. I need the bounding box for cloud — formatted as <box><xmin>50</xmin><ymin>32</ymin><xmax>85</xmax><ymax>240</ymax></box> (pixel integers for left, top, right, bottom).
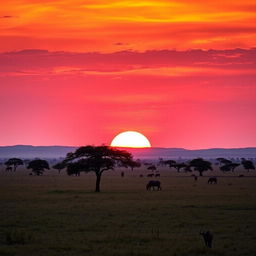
<box><xmin>6</xmin><ymin>49</ymin><xmax>49</xmax><ymax>55</ymax></box>
<box><xmin>0</xmin><ymin>48</ymin><xmax>255</xmax><ymax>77</ymax></box>
<box><xmin>0</xmin><ymin>15</ymin><xmax>13</xmax><ymax>18</ymax></box>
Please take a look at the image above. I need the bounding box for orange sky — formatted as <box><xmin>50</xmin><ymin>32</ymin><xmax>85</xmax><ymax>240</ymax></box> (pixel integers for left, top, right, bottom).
<box><xmin>0</xmin><ymin>0</ymin><xmax>256</xmax><ymax>148</ymax></box>
<box><xmin>1</xmin><ymin>0</ymin><xmax>256</xmax><ymax>52</ymax></box>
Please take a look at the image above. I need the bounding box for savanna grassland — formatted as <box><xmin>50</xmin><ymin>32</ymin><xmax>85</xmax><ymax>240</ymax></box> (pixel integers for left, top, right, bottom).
<box><xmin>0</xmin><ymin>166</ymin><xmax>256</xmax><ymax>256</ymax></box>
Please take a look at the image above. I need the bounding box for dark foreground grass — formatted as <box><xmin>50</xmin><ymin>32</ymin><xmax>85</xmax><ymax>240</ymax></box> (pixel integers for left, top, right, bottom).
<box><xmin>0</xmin><ymin>168</ymin><xmax>256</xmax><ymax>256</ymax></box>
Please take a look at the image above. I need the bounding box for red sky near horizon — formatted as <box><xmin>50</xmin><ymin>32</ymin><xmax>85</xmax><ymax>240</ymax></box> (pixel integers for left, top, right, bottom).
<box><xmin>0</xmin><ymin>0</ymin><xmax>256</xmax><ymax>149</ymax></box>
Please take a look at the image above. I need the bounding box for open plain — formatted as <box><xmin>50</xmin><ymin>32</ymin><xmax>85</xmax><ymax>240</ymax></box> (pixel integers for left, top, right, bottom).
<box><xmin>0</xmin><ymin>166</ymin><xmax>256</xmax><ymax>256</ymax></box>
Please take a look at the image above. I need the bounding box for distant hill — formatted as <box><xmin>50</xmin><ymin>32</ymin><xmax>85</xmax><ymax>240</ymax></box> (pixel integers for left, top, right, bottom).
<box><xmin>126</xmin><ymin>147</ymin><xmax>256</xmax><ymax>159</ymax></box>
<box><xmin>0</xmin><ymin>145</ymin><xmax>256</xmax><ymax>159</ymax></box>
<box><xmin>0</xmin><ymin>145</ymin><xmax>76</xmax><ymax>159</ymax></box>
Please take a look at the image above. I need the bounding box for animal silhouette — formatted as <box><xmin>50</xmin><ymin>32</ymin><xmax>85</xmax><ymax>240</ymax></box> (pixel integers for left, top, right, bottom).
<box><xmin>208</xmin><ymin>177</ymin><xmax>217</xmax><ymax>184</ymax></box>
<box><xmin>146</xmin><ymin>180</ymin><xmax>161</xmax><ymax>191</ymax></box>
<box><xmin>200</xmin><ymin>231</ymin><xmax>213</xmax><ymax>248</ymax></box>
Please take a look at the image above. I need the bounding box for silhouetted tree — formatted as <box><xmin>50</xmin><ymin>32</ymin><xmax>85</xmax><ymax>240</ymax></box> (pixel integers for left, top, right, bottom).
<box><xmin>216</xmin><ymin>158</ymin><xmax>232</xmax><ymax>165</ymax></box>
<box><xmin>123</xmin><ymin>159</ymin><xmax>141</xmax><ymax>171</ymax></box>
<box><xmin>241</xmin><ymin>159</ymin><xmax>255</xmax><ymax>172</ymax></box>
<box><xmin>220</xmin><ymin>163</ymin><xmax>240</xmax><ymax>172</ymax></box>
<box><xmin>52</xmin><ymin>162</ymin><xmax>66</xmax><ymax>174</ymax></box>
<box><xmin>61</xmin><ymin>145</ymin><xmax>137</xmax><ymax>192</ymax></box>
<box><xmin>164</xmin><ymin>160</ymin><xmax>187</xmax><ymax>172</ymax></box>
<box><xmin>66</xmin><ymin>161</ymin><xmax>81</xmax><ymax>176</ymax></box>
<box><xmin>27</xmin><ymin>159</ymin><xmax>50</xmax><ymax>176</ymax></box>
<box><xmin>4</xmin><ymin>158</ymin><xmax>23</xmax><ymax>172</ymax></box>
<box><xmin>189</xmin><ymin>158</ymin><xmax>212</xmax><ymax>176</ymax></box>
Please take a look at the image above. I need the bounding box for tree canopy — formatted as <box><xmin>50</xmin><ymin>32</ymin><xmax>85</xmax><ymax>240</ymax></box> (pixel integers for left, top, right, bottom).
<box><xmin>27</xmin><ymin>159</ymin><xmax>50</xmax><ymax>176</ymax></box>
<box><xmin>147</xmin><ymin>165</ymin><xmax>157</xmax><ymax>172</ymax></box>
<box><xmin>4</xmin><ymin>158</ymin><xmax>23</xmax><ymax>171</ymax></box>
<box><xmin>52</xmin><ymin>162</ymin><xmax>66</xmax><ymax>174</ymax></box>
<box><xmin>241</xmin><ymin>159</ymin><xmax>255</xmax><ymax>172</ymax></box>
<box><xmin>61</xmin><ymin>145</ymin><xmax>137</xmax><ymax>192</ymax></box>
<box><xmin>220</xmin><ymin>163</ymin><xmax>240</xmax><ymax>172</ymax></box>
<box><xmin>189</xmin><ymin>158</ymin><xmax>213</xmax><ymax>176</ymax></box>
<box><xmin>164</xmin><ymin>160</ymin><xmax>187</xmax><ymax>172</ymax></box>
<box><xmin>216</xmin><ymin>158</ymin><xmax>232</xmax><ymax>165</ymax></box>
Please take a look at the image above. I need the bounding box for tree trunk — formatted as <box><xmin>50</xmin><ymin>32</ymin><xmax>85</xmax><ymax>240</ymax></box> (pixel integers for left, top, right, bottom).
<box><xmin>95</xmin><ymin>172</ymin><xmax>102</xmax><ymax>192</ymax></box>
<box><xmin>199</xmin><ymin>171</ymin><xmax>203</xmax><ymax>176</ymax></box>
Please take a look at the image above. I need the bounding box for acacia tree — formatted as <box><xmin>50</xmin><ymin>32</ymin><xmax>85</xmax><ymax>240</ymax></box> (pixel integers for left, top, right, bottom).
<box><xmin>241</xmin><ymin>159</ymin><xmax>255</xmax><ymax>172</ymax></box>
<box><xmin>189</xmin><ymin>158</ymin><xmax>213</xmax><ymax>176</ymax></box>
<box><xmin>5</xmin><ymin>158</ymin><xmax>23</xmax><ymax>172</ymax></box>
<box><xmin>52</xmin><ymin>162</ymin><xmax>66</xmax><ymax>174</ymax></box>
<box><xmin>61</xmin><ymin>145</ymin><xmax>137</xmax><ymax>192</ymax></box>
<box><xmin>124</xmin><ymin>159</ymin><xmax>141</xmax><ymax>171</ymax></box>
<box><xmin>216</xmin><ymin>158</ymin><xmax>232</xmax><ymax>166</ymax></box>
<box><xmin>27</xmin><ymin>159</ymin><xmax>50</xmax><ymax>176</ymax></box>
<box><xmin>220</xmin><ymin>163</ymin><xmax>240</xmax><ymax>172</ymax></box>
<box><xmin>164</xmin><ymin>160</ymin><xmax>187</xmax><ymax>172</ymax></box>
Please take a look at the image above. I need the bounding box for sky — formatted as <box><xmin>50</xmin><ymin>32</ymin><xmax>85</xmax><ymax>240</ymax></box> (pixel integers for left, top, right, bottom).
<box><xmin>0</xmin><ymin>0</ymin><xmax>256</xmax><ymax>149</ymax></box>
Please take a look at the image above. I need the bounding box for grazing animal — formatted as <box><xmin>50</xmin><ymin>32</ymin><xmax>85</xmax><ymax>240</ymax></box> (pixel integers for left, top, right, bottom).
<box><xmin>155</xmin><ymin>173</ymin><xmax>160</xmax><ymax>177</ymax></box>
<box><xmin>147</xmin><ymin>173</ymin><xmax>154</xmax><ymax>177</ymax></box>
<box><xmin>208</xmin><ymin>177</ymin><xmax>217</xmax><ymax>184</ymax></box>
<box><xmin>200</xmin><ymin>231</ymin><xmax>213</xmax><ymax>248</ymax></box>
<box><xmin>238</xmin><ymin>174</ymin><xmax>244</xmax><ymax>178</ymax></box>
<box><xmin>146</xmin><ymin>180</ymin><xmax>161</xmax><ymax>191</ymax></box>
<box><xmin>5</xmin><ymin>166</ymin><xmax>13</xmax><ymax>172</ymax></box>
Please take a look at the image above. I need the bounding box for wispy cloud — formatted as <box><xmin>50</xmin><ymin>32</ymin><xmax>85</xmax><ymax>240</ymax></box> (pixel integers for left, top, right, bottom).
<box><xmin>1</xmin><ymin>49</ymin><xmax>255</xmax><ymax>76</ymax></box>
<box><xmin>0</xmin><ymin>15</ymin><xmax>14</xmax><ymax>18</ymax></box>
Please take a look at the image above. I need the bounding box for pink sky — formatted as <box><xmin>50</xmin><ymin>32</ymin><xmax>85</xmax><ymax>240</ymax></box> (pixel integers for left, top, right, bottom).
<box><xmin>0</xmin><ymin>1</ymin><xmax>256</xmax><ymax>148</ymax></box>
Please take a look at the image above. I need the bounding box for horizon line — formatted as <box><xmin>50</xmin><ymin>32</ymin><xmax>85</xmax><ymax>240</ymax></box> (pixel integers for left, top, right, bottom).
<box><xmin>1</xmin><ymin>144</ymin><xmax>256</xmax><ymax>151</ymax></box>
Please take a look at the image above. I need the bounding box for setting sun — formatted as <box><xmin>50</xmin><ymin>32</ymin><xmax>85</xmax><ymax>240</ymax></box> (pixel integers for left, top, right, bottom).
<box><xmin>110</xmin><ymin>131</ymin><xmax>151</xmax><ymax>148</ymax></box>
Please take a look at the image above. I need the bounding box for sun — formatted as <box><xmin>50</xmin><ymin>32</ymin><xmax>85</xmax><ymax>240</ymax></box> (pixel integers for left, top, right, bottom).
<box><xmin>110</xmin><ymin>131</ymin><xmax>151</xmax><ymax>148</ymax></box>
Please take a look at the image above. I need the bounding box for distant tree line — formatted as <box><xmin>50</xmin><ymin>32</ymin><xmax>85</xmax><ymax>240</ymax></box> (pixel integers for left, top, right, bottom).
<box><xmin>160</xmin><ymin>157</ymin><xmax>255</xmax><ymax>176</ymax></box>
<box><xmin>2</xmin><ymin>146</ymin><xmax>256</xmax><ymax>192</ymax></box>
